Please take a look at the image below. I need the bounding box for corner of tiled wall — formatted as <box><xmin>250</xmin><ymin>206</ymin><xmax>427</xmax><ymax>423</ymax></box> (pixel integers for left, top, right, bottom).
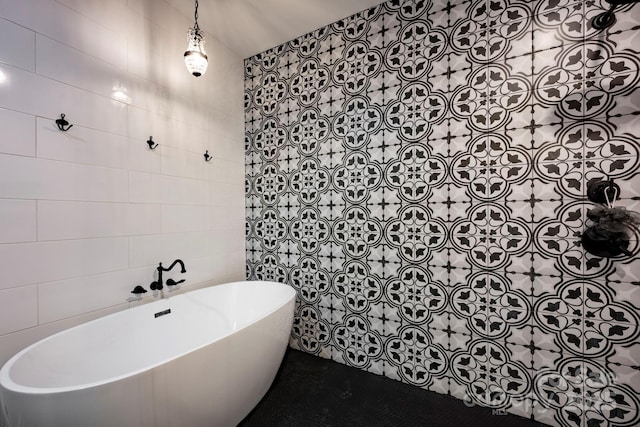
<box><xmin>0</xmin><ymin>0</ymin><xmax>246</xmax><ymax>366</ymax></box>
<box><xmin>244</xmin><ymin>0</ymin><xmax>640</xmax><ymax>426</ymax></box>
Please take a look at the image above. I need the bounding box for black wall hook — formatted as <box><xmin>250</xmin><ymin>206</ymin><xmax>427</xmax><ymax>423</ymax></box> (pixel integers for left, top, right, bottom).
<box><xmin>204</xmin><ymin>150</ymin><xmax>212</xmax><ymax>162</ymax></box>
<box><xmin>147</xmin><ymin>136</ymin><xmax>158</xmax><ymax>150</ymax></box>
<box><xmin>55</xmin><ymin>113</ymin><xmax>73</xmax><ymax>131</ymax></box>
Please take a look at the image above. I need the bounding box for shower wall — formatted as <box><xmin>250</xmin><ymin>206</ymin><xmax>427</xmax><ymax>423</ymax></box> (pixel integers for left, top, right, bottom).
<box><xmin>244</xmin><ymin>0</ymin><xmax>640</xmax><ymax>425</ymax></box>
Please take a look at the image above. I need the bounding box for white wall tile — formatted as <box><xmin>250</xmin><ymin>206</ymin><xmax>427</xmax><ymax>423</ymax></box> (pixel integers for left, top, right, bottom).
<box><xmin>206</xmin><ymin>157</ymin><xmax>229</xmax><ymax>184</ymax></box>
<box><xmin>161</xmin><ymin>175</ymin><xmax>210</xmax><ymax>205</ymax></box>
<box><xmin>53</xmin><ymin>0</ymin><xmax>130</xmax><ymax>36</ymax></box>
<box><xmin>162</xmin><ymin>204</ymin><xmax>210</xmax><ymax>233</ymax></box>
<box><xmin>0</xmin><ymin>286</ymin><xmax>38</xmax><ymax>335</ymax></box>
<box><xmin>0</xmin><ymin>155</ymin><xmax>129</xmax><ymax>202</ymax></box>
<box><xmin>37</xmin><ymin>201</ymin><xmax>163</xmax><ymax>240</ymax></box>
<box><xmin>226</xmin><ymin>160</ymin><xmax>246</xmax><ymax>186</ymax></box>
<box><xmin>127</xmin><ymin>137</ymin><xmax>162</xmax><ymax>173</ymax></box>
<box><xmin>126</xmin><ymin>203</ymin><xmax>162</xmax><ymax>235</ymax></box>
<box><xmin>161</xmin><ymin>145</ymin><xmax>208</xmax><ymax>180</ymax></box>
<box><xmin>127</xmin><ymin>105</ymin><xmax>206</xmax><ymax>153</ymax></box>
<box><xmin>0</xmin><ymin>17</ymin><xmax>35</xmax><ymax>72</ymax></box>
<box><xmin>38</xmin><ymin>201</ymin><xmax>127</xmax><ymax>240</ymax></box>
<box><xmin>0</xmin><ymin>0</ymin><xmax>127</xmax><ymax>70</ymax></box>
<box><xmin>210</xmin><ymin>182</ymin><xmax>245</xmax><ymax>207</ymax></box>
<box><xmin>173</xmin><ymin>255</ymin><xmax>220</xmax><ymax>290</ymax></box>
<box><xmin>36</xmin><ymin>35</ymin><xmax>129</xmax><ymax>102</ymax></box>
<box><xmin>127</xmin><ymin>105</ymin><xmax>174</xmax><ymax>147</ymax></box>
<box><xmin>125</xmin><ymin>17</ymin><xmax>164</xmax><ymax>84</ymax></box>
<box><xmin>128</xmin><ymin>232</ymin><xmax>208</xmax><ymax>268</ymax></box>
<box><xmin>130</xmin><ymin>172</ymin><xmax>210</xmax><ymax>206</ymax></box>
<box><xmin>207</xmin><ymin>157</ymin><xmax>247</xmax><ymax>186</ymax></box>
<box><xmin>211</xmin><ymin>228</ymin><xmax>245</xmax><ymax>254</ymax></box>
<box><xmin>0</xmin><ymin>237</ymin><xmax>128</xmax><ymax>289</ymax></box>
<box><xmin>0</xmin><ymin>199</ymin><xmax>36</xmax><ymax>243</ymax></box>
<box><xmin>0</xmin><ymin>65</ymin><xmax>128</xmax><ymax>136</ymax></box>
<box><xmin>0</xmin><ymin>108</ymin><xmax>35</xmax><ymax>157</ymax></box>
<box><xmin>211</xmin><ymin>205</ymin><xmax>245</xmax><ymax>233</ymax></box>
<box><xmin>226</xmin><ymin>250</ymin><xmax>247</xmax><ymax>280</ymax></box>
<box><xmin>38</xmin><ymin>266</ymin><xmax>153</xmax><ymax>324</ymax></box>
<box><xmin>128</xmin><ymin>170</ymin><xmax>163</xmax><ymax>204</ymax></box>
<box><xmin>36</xmin><ymin>118</ymin><xmax>129</xmax><ymax>170</ymax></box>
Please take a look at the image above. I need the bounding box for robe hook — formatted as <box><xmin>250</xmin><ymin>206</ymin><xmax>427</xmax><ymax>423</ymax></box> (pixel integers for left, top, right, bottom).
<box><xmin>55</xmin><ymin>113</ymin><xmax>73</xmax><ymax>131</ymax></box>
<box><xmin>147</xmin><ymin>136</ymin><xmax>158</xmax><ymax>150</ymax></box>
<box><xmin>204</xmin><ymin>150</ymin><xmax>212</xmax><ymax>162</ymax></box>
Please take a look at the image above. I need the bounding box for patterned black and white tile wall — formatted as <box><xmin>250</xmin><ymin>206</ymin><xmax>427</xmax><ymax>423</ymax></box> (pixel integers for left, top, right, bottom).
<box><xmin>244</xmin><ymin>0</ymin><xmax>640</xmax><ymax>425</ymax></box>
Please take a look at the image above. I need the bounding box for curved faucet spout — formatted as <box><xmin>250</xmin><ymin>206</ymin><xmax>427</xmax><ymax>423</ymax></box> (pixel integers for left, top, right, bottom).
<box><xmin>160</xmin><ymin>259</ymin><xmax>186</xmax><ymax>273</ymax></box>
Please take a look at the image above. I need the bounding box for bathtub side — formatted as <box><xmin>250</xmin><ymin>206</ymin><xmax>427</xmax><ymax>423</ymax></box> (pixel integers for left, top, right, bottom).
<box><xmin>0</xmin><ymin>370</ymin><xmax>155</xmax><ymax>427</ymax></box>
<box><xmin>0</xmin><ymin>281</ymin><xmax>296</xmax><ymax>427</ymax></box>
<box><xmin>152</xmin><ymin>293</ymin><xmax>295</xmax><ymax>426</ymax></box>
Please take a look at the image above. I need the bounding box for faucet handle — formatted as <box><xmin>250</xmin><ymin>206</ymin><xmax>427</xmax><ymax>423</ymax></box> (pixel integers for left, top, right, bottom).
<box><xmin>166</xmin><ymin>278</ymin><xmax>185</xmax><ymax>287</ymax></box>
<box><xmin>150</xmin><ymin>281</ymin><xmax>163</xmax><ymax>291</ymax></box>
<box><xmin>131</xmin><ymin>285</ymin><xmax>147</xmax><ymax>294</ymax></box>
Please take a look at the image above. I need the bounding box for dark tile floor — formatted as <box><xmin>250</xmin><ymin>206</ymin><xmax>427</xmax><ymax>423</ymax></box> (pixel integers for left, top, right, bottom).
<box><xmin>239</xmin><ymin>349</ymin><xmax>547</xmax><ymax>427</ymax></box>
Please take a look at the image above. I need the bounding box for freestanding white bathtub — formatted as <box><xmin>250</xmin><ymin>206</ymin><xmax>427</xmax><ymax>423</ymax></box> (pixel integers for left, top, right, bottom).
<box><xmin>0</xmin><ymin>281</ymin><xmax>295</xmax><ymax>427</ymax></box>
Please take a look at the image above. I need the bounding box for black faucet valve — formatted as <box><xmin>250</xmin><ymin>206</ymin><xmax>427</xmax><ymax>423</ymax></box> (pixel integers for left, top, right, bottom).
<box><xmin>154</xmin><ymin>259</ymin><xmax>187</xmax><ymax>291</ymax></box>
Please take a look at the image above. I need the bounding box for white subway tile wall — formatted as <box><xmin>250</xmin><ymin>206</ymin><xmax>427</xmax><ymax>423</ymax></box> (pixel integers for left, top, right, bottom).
<box><xmin>0</xmin><ymin>0</ymin><xmax>246</xmax><ymax>365</ymax></box>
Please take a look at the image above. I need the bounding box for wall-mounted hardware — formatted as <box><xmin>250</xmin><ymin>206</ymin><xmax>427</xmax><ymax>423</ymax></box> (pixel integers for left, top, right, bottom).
<box><xmin>55</xmin><ymin>113</ymin><xmax>73</xmax><ymax>131</ymax></box>
<box><xmin>591</xmin><ymin>0</ymin><xmax>640</xmax><ymax>30</ymax></box>
<box><xmin>151</xmin><ymin>259</ymin><xmax>187</xmax><ymax>291</ymax></box>
<box><xmin>204</xmin><ymin>150</ymin><xmax>212</xmax><ymax>162</ymax></box>
<box><xmin>146</xmin><ymin>136</ymin><xmax>158</xmax><ymax>150</ymax></box>
<box><xmin>166</xmin><ymin>278</ymin><xmax>185</xmax><ymax>287</ymax></box>
<box><xmin>131</xmin><ymin>285</ymin><xmax>147</xmax><ymax>294</ymax></box>
<box><xmin>582</xmin><ymin>177</ymin><xmax>639</xmax><ymax>258</ymax></box>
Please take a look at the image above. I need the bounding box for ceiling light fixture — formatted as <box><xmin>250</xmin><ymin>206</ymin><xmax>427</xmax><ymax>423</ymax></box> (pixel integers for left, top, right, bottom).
<box><xmin>184</xmin><ymin>0</ymin><xmax>208</xmax><ymax>77</ymax></box>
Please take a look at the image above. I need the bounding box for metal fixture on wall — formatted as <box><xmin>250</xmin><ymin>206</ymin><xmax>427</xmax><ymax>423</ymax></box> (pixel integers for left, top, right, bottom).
<box><xmin>184</xmin><ymin>0</ymin><xmax>208</xmax><ymax>77</ymax></box>
<box><xmin>204</xmin><ymin>150</ymin><xmax>212</xmax><ymax>162</ymax></box>
<box><xmin>591</xmin><ymin>0</ymin><xmax>640</xmax><ymax>30</ymax></box>
<box><xmin>55</xmin><ymin>113</ymin><xmax>73</xmax><ymax>131</ymax></box>
<box><xmin>131</xmin><ymin>285</ymin><xmax>147</xmax><ymax>295</ymax></box>
<box><xmin>146</xmin><ymin>136</ymin><xmax>158</xmax><ymax>150</ymax></box>
<box><xmin>150</xmin><ymin>259</ymin><xmax>187</xmax><ymax>291</ymax></box>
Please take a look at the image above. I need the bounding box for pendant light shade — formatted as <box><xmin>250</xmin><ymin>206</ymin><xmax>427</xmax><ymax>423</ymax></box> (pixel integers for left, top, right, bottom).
<box><xmin>184</xmin><ymin>0</ymin><xmax>208</xmax><ymax>77</ymax></box>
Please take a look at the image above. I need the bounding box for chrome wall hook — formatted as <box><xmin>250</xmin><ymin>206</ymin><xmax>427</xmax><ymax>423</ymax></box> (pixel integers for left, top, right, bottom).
<box><xmin>55</xmin><ymin>113</ymin><xmax>73</xmax><ymax>131</ymax></box>
<box><xmin>204</xmin><ymin>150</ymin><xmax>212</xmax><ymax>162</ymax></box>
<box><xmin>147</xmin><ymin>136</ymin><xmax>158</xmax><ymax>150</ymax></box>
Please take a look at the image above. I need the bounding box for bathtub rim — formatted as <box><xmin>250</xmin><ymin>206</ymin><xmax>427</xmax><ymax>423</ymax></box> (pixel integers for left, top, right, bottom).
<box><xmin>0</xmin><ymin>280</ymin><xmax>295</xmax><ymax>395</ymax></box>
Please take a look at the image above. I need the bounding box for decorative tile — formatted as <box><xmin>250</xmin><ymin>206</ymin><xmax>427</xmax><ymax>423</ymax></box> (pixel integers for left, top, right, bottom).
<box><xmin>244</xmin><ymin>0</ymin><xmax>640</xmax><ymax>424</ymax></box>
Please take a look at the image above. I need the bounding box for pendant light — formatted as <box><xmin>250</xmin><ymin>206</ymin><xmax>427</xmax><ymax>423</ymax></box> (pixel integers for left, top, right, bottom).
<box><xmin>184</xmin><ymin>0</ymin><xmax>208</xmax><ymax>77</ymax></box>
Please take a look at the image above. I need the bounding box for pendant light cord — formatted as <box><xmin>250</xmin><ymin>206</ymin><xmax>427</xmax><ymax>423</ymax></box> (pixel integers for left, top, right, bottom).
<box><xmin>194</xmin><ymin>0</ymin><xmax>200</xmax><ymax>31</ymax></box>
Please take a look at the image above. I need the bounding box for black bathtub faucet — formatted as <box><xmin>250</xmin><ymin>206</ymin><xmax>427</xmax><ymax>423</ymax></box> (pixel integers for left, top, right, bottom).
<box><xmin>150</xmin><ymin>259</ymin><xmax>187</xmax><ymax>291</ymax></box>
